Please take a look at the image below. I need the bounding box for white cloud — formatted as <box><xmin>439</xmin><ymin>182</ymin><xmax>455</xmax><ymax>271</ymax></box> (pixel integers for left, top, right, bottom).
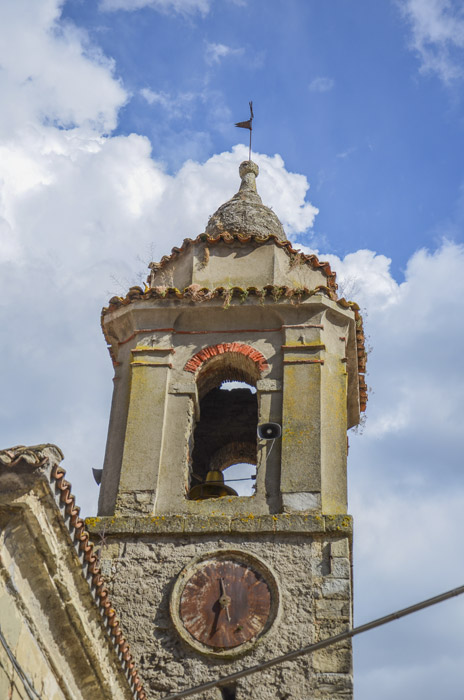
<box><xmin>308</xmin><ymin>76</ymin><xmax>335</xmax><ymax>92</ymax></box>
<box><xmin>352</xmin><ymin>484</ymin><xmax>464</xmax><ymax>700</ymax></box>
<box><xmin>0</xmin><ymin>4</ymin><xmax>318</xmax><ymax>521</ymax></box>
<box><xmin>0</xmin><ymin>139</ymin><xmax>318</xmax><ymax>515</ymax></box>
<box><xmin>0</xmin><ymin>1</ymin><xmax>127</xmax><ymax>138</ymax></box>
<box><xmin>336</xmin><ymin>146</ymin><xmax>356</xmax><ymax>159</ymax></box>
<box><xmin>139</xmin><ymin>88</ymin><xmax>197</xmax><ymax>116</ymax></box>
<box><xmin>140</xmin><ymin>88</ymin><xmax>169</xmax><ymax>106</ymax></box>
<box><xmin>204</xmin><ymin>41</ymin><xmax>244</xmax><ymax>64</ymax></box>
<box><xmin>2</xmin><ymin>4</ymin><xmax>464</xmax><ymax>697</ymax></box>
<box><xmin>398</xmin><ymin>0</ymin><xmax>464</xmax><ymax>82</ymax></box>
<box><xmin>325</xmin><ymin>241</ymin><xmax>464</xmax><ymax>445</ymax></box>
<box><xmin>100</xmin><ymin>0</ymin><xmax>211</xmax><ymax>14</ymax></box>
<box><xmin>319</xmin><ymin>240</ymin><xmax>464</xmax><ymax>699</ymax></box>
<box><xmin>297</xmin><ymin>247</ymin><xmax>401</xmax><ymax>311</ymax></box>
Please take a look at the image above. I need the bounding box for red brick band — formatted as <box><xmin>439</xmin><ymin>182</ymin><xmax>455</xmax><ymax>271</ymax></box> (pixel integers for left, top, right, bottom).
<box><xmin>184</xmin><ymin>343</ymin><xmax>269</xmax><ymax>374</ymax></box>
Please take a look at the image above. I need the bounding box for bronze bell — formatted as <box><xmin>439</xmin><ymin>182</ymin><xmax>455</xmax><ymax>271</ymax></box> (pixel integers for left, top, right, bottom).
<box><xmin>187</xmin><ymin>469</ymin><xmax>238</xmax><ymax>500</ymax></box>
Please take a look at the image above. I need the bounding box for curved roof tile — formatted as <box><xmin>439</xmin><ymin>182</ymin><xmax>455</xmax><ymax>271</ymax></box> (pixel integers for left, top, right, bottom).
<box><xmin>0</xmin><ymin>444</ymin><xmax>147</xmax><ymax>700</ymax></box>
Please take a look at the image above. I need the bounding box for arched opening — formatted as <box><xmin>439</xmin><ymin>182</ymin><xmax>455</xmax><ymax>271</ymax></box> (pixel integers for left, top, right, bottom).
<box><xmin>188</xmin><ymin>354</ymin><xmax>260</xmax><ymax>499</ymax></box>
<box><xmin>222</xmin><ymin>462</ymin><xmax>256</xmax><ymax>497</ymax></box>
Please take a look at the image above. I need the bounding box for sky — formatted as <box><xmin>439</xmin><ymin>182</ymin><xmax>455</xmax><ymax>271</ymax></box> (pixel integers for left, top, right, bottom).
<box><xmin>1</xmin><ymin>0</ymin><xmax>464</xmax><ymax>698</ymax></box>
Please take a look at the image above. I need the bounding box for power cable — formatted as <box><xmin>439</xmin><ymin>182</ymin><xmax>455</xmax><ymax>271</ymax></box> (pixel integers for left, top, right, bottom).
<box><xmin>0</xmin><ymin>625</ymin><xmax>42</xmax><ymax>700</ymax></box>
<box><xmin>161</xmin><ymin>581</ymin><xmax>464</xmax><ymax>700</ymax></box>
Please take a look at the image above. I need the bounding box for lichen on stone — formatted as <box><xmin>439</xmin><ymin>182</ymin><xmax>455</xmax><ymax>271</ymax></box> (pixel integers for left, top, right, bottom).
<box><xmin>205</xmin><ymin>161</ymin><xmax>287</xmax><ymax>242</ymax></box>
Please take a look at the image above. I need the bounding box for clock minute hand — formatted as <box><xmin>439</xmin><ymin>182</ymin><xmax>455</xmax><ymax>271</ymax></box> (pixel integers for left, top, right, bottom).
<box><xmin>219</xmin><ymin>577</ymin><xmax>231</xmax><ymax>622</ymax></box>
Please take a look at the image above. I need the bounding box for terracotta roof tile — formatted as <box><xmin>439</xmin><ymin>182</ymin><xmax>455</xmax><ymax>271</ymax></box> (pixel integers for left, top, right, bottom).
<box><xmin>101</xmin><ymin>283</ymin><xmax>367</xmax><ymax>411</ymax></box>
<box><xmin>147</xmin><ymin>232</ymin><xmax>337</xmax><ymax>289</ymax></box>
<box><xmin>0</xmin><ymin>444</ymin><xmax>147</xmax><ymax>700</ymax></box>
<box><xmin>102</xmin><ymin>232</ymin><xmax>367</xmax><ymax>410</ymax></box>
<box><xmin>103</xmin><ymin>282</ymin><xmax>337</xmax><ymax>314</ymax></box>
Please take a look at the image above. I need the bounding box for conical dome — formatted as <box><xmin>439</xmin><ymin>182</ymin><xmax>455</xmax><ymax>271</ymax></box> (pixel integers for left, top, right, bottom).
<box><xmin>205</xmin><ymin>160</ymin><xmax>287</xmax><ymax>242</ymax></box>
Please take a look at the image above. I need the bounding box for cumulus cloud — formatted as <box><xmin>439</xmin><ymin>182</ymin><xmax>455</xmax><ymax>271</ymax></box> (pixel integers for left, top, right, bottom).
<box><xmin>398</xmin><ymin>0</ymin><xmax>464</xmax><ymax>82</ymax></box>
<box><xmin>2</xmin><ymin>4</ymin><xmax>464</xmax><ymax>698</ymax></box>
<box><xmin>312</xmin><ymin>240</ymin><xmax>464</xmax><ymax>699</ymax></box>
<box><xmin>204</xmin><ymin>41</ymin><xmax>244</xmax><ymax>64</ymax></box>
<box><xmin>324</xmin><ymin>242</ymin><xmax>464</xmax><ymax>457</ymax></box>
<box><xmin>0</xmin><ymin>139</ymin><xmax>318</xmax><ymax>515</ymax></box>
<box><xmin>308</xmin><ymin>76</ymin><xmax>335</xmax><ymax>92</ymax></box>
<box><xmin>100</xmin><ymin>0</ymin><xmax>211</xmax><ymax>14</ymax></box>
<box><xmin>341</xmin><ymin>242</ymin><xmax>464</xmax><ymax>692</ymax></box>
<box><xmin>0</xmin><ymin>4</ymin><xmax>318</xmax><ymax>519</ymax></box>
<box><xmin>0</xmin><ymin>0</ymin><xmax>127</xmax><ymax>137</ymax></box>
<box><xmin>140</xmin><ymin>88</ymin><xmax>171</xmax><ymax>106</ymax></box>
<box><xmin>139</xmin><ymin>88</ymin><xmax>198</xmax><ymax>118</ymax></box>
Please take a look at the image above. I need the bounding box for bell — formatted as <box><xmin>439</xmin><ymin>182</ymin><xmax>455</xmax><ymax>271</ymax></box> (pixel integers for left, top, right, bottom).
<box><xmin>187</xmin><ymin>469</ymin><xmax>238</xmax><ymax>500</ymax></box>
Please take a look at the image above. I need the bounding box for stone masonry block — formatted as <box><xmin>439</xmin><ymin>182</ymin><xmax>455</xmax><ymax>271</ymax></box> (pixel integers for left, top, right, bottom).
<box><xmin>183</xmin><ymin>516</ymin><xmax>231</xmax><ymax>533</ymax></box>
<box><xmin>330</xmin><ymin>557</ymin><xmax>350</xmax><ymax>579</ymax></box>
<box><xmin>321</xmin><ymin>578</ymin><xmax>350</xmax><ymax>599</ymax></box>
<box><xmin>256</xmin><ymin>378</ymin><xmax>282</xmax><ymax>391</ymax></box>
<box><xmin>324</xmin><ymin>515</ymin><xmax>353</xmax><ymax>534</ymax></box>
<box><xmin>148</xmin><ymin>516</ymin><xmax>185</xmax><ymax>534</ymax></box>
<box><xmin>330</xmin><ymin>539</ymin><xmax>349</xmax><ymax>557</ymax></box>
<box><xmin>230</xmin><ymin>515</ymin><xmax>268</xmax><ymax>533</ymax></box>
<box><xmin>311</xmin><ymin>557</ymin><xmax>325</xmax><ymax>577</ymax></box>
<box><xmin>274</xmin><ymin>513</ymin><xmax>324</xmax><ymax>533</ymax></box>
<box><xmin>313</xmin><ymin>672</ymin><xmax>353</xmax><ymax>695</ymax></box>
<box><xmin>316</xmin><ymin>600</ymin><xmax>350</xmax><ymax>621</ymax></box>
<box><xmin>317</xmin><ymin>621</ymin><xmax>351</xmax><ymax>640</ymax></box>
<box><xmin>312</xmin><ymin>645</ymin><xmax>352</xmax><ymax>673</ymax></box>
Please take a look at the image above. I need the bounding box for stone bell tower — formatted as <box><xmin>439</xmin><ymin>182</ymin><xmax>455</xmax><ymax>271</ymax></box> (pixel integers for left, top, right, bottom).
<box><xmin>87</xmin><ymin>160</ymin><xmax>367</xmax><ymax>700</ymax></box>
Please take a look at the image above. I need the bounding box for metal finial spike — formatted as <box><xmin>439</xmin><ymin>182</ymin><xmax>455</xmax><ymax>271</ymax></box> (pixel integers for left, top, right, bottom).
<box><xmin>235</xmin><ymin>101</ymin><xmax>254</xmax><ymax>161</ymax></box>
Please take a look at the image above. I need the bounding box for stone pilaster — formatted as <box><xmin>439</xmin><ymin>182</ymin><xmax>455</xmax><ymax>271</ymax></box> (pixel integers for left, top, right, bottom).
<box><xmin>116</xmin><ymin>346</ymin><xmax>173</xmax><ymax>514</ymax></box>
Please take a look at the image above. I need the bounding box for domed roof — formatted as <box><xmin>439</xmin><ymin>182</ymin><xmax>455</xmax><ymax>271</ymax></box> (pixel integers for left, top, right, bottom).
<box><xmin>205</xmin><ymin>160</ymin><xmax>287</xmax><ymax>242</ymax></box>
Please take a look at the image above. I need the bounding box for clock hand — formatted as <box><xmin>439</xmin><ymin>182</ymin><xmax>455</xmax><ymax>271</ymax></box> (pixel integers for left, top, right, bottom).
<box><xmin>219</xmin><ymin>577</ymin><xmax>231</xmax><ymax>622</ymax></box>
<box><xmin>209</xmin><ymin>602</ymin><xmax>221</xmax><ymax>638</ymax></box>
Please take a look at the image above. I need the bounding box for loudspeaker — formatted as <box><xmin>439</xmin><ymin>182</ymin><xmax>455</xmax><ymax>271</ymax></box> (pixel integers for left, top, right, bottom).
<box><xmin>257</xmin><ymin>423</ymin><xmax>282</xmax><ymax>440</ymax></box>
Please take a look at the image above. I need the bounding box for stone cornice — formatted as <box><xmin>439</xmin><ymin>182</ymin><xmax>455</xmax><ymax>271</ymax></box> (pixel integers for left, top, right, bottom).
<box><xmin>85</xmin><ymin>513</ymin><xmax>353</xmax><ymax>537</ymax></box>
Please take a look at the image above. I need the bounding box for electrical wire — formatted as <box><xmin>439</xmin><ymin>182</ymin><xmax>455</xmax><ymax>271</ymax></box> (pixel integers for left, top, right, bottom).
<box><xmin>191</xmin><ymin>474</ymin><xmax>256</xmax><ymax>483</ymax></box>
<box><xmin>265</xmin><ymin>438</ymin><xmax>276</xmax><ymax>461</ymax></box>
<box><xmin>0</xmin><ymin>626</ymin><xmax>42</xmax><ymax>700</ymax></box>
<box><xmin>160</xmin><ymin>581</ymin><xmax>464</xmax><ymax>700</ymax></box>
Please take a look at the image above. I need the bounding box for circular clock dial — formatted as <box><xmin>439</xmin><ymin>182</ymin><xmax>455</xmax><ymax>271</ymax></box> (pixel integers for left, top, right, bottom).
<box><xmin>179</xmin><ymin>558</ymin><xmax>272</xmax><ymax>649</ymax></box>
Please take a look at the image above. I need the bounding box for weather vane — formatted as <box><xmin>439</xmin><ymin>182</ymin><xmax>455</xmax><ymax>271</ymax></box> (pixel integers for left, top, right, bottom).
<box><xmin>235</xmin><ymin>101</ymin><xmax>254</xmax><ymax>161</ymax></box>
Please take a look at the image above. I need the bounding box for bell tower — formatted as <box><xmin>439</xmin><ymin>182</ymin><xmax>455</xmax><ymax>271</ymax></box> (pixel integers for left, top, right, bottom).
<box><xmin>88</xmin><ymin>160</ymin><xmax>367</xmax><ymax>699</ymax></box>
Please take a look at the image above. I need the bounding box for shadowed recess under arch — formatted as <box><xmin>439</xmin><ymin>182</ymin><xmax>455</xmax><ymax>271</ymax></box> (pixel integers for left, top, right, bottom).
<box><xmin>189</xmin><ymin>350</ymin><xmax>261</xmax><ymax>491</ymax></box>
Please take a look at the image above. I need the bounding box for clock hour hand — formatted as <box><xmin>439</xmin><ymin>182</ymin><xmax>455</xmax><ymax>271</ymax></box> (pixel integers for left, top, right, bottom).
<box><xmin>209</xmin><ymin>602</ymin><xmax>221</xmax><ymax>638</ymax></box>
<box><xmin>219</xmin><ymin>577</ymin><xmax>231</xmax><ymax>622</ymax></box>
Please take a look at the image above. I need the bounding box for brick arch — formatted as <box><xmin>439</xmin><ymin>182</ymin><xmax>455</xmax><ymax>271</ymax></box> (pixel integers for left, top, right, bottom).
<box><xmin>209</xmin><ymin>441</ymin><xmax>257</xmax><ymax>471</ymax></box>
<box><xmin>184</xmin><ymin>343</ymin><xmax>269</xmax><ymax>374</ymax></box>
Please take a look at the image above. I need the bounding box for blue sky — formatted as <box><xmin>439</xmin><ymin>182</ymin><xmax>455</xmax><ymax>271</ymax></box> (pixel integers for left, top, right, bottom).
<box><xmin>1</xmin><ymin>1</ymin><xmax>464</xmax><ymax>699</ymax></box>
<box><xmin>64</xmin><ymin>0</ymin><xmax>464</xmax><ymax>276</ymax></box>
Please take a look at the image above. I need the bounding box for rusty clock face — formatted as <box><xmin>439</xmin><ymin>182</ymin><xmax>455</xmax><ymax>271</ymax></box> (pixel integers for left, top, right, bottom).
<box><xmin>171</xmin><ymin>551</ymin><xmax>279</xmax><ymax>655</ymax></box>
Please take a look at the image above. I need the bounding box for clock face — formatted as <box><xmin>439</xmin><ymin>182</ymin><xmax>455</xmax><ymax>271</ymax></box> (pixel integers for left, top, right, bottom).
<box><xmin>170</xmin><ymin>551</ymin><xmax>279</xmax><ymax>656</ymax></box>
<box><xmin>180</xmin><ymin>559</ymin><xmax>271</xmax><ymax>649</ymax></box>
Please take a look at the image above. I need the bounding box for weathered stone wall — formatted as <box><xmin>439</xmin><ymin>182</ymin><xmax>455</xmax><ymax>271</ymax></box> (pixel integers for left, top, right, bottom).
<box><xmin>89</xmin><ymin>515</ymin><xmax>353</xmax><ymax>700</ymax></box>
<box><xmin>99</xmin><ymin>297</ymin><xmax>358</xmax><ymax>519</ymax></box>
<box><xmin>93</xmin><ymin>161</ymin><xmax>362</xmax><ymax>699</ymax></box>
<box><xmin>148</xmin><ymin>240</ymin><xmax>333</xmax><ymax>292</ymax></box>
<box><xmin>0</xmin><ymin>459</ymin><xmax>143</xmax><ymax>700</ymax></box>
<box><xmin>0</xmin><ymin>585</ymin><xmax>67</xmax><ymax>700</ymax></box>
